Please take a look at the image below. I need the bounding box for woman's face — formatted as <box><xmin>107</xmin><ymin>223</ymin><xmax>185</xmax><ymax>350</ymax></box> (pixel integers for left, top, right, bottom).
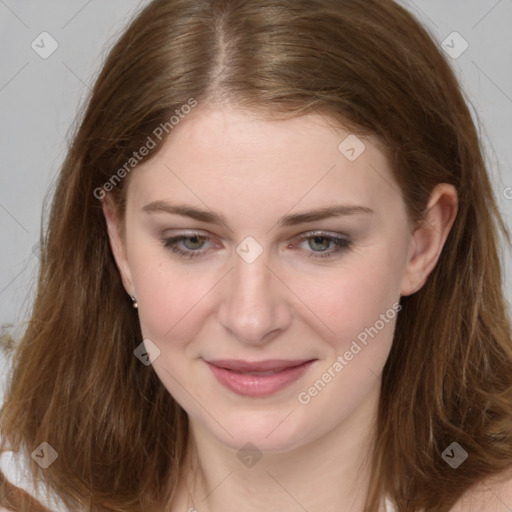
<box><xmin>107</xmin><ymin>105</ymin><xmax>417</xmax><ymax>452</ymax></box>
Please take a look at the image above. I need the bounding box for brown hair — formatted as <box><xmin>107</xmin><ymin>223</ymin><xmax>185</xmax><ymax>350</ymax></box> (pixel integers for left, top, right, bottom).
<box><xmin>1</xmin><ymin>0</ymin><xmax>511</xmax><ymax>510</ymax></box>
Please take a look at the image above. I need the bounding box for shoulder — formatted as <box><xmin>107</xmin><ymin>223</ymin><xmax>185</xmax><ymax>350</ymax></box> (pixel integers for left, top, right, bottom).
<box><xmin>450</xmin><ymin>470</ymin><xmax>512</xmax><ymax>512</ymax></box>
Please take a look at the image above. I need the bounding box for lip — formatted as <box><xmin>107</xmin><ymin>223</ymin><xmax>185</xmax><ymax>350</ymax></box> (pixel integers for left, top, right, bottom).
<box><xmin>205</xmin><ymin>359</ymin><xmax>315</xmax><ymax>397</ymax></box>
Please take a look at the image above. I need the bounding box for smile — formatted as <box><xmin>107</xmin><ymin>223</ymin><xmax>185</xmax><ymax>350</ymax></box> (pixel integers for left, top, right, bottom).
<box><xmin>205</xmin><ymin>359</ymin><xmax>316</xmax><ymax>397</ymax></box>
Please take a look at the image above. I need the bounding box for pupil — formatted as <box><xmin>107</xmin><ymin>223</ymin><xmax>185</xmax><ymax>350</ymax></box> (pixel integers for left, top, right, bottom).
<box><xmin>311</xmin><ymin>236</ymin><xmax>328</xmax><ymax>250</ymax></box>
<box><xmin>186</xmin><ymin>236</ymin><xmax>202</xmax><ymax>249</ymax></box>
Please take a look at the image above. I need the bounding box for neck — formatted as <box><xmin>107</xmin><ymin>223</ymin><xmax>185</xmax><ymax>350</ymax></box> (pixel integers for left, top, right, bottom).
<box><xmin>171</xmin><ymin>381</ymin><xmax>382</xmax><ymax>512</ymax></box>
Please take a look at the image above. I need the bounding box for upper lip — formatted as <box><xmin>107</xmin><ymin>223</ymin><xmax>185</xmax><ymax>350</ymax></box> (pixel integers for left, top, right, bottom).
<box><xmin>206</xmin><ymin>359</ymin><xmax>314</xmax><ymax>372</ymax></box>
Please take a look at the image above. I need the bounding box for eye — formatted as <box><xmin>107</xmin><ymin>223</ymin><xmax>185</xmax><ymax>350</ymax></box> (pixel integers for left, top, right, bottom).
<box><xmin>161</xmin><ymin>233</ymin><xmax>213</xmax><ymax>260</ymax></box>
<box><xmin>161</xmin><ymin>231</ymin><xmax>352</xmax><ymax>261</ymax></box>
<box><xmin>293</xmin><ymin>232</ymin><xmax>352</xmax><ymax>259</ymax></box>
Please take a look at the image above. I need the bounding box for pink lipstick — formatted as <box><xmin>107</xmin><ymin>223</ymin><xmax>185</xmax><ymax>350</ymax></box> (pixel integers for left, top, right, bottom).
<box><xmin>205</xmin><ymin>359</ymin><xmax>315</xmax><ymax>397</ymax></box>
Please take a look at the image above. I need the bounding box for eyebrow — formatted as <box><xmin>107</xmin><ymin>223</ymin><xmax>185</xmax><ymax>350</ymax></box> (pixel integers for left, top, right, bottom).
<box><xmin>142</xmin><ymin>201</ymin><xmax>374</xmax><ymax>227</ymax></box>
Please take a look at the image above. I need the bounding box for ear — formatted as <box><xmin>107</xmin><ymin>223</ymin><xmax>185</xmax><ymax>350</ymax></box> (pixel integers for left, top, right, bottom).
<box><xmin>400</xmin><ymin>183</ymin><xmax>458</xmax><ymax>296</ymax></box>
<box><xmin>102</xmin><ymin>195</ymin><xmax>136</xmax><ymax>297</ymax></box>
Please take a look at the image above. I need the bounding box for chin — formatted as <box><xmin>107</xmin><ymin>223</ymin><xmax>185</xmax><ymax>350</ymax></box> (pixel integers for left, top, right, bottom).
<box><xmin>201</xmin><ymin>408</ymin><xmax>313</xmax><ymax>454</ymax></box>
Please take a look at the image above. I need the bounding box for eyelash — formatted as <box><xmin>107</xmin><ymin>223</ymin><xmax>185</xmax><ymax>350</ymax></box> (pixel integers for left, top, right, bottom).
<box><xmin>161</xmin><ymin>232</ymin><xmax>352</xmax><ymax>261</ymax></box>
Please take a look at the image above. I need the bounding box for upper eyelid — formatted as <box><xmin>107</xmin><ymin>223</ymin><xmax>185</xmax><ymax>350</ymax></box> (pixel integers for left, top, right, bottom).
<box><xmin>294</xmin><ymin>231</ymin><xmax>350</xmax><ymax>240</ymax></box>
<box><xmin>161</xmin><ymin>229</ymin><xmax>349</xmax><ymax>241</ymax></box>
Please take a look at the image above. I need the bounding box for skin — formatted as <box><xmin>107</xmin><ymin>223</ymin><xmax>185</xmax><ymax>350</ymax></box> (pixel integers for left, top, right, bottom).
<box><xmin>103</xmin><ymin>104</ymin><xmax>459</xmax><ymax>511</ymax></box>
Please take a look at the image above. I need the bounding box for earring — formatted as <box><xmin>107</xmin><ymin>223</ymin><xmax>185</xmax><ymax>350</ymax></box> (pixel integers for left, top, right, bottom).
<box><xmin>130</xmin><ymin>295</ymin><xmax>138</xmax><ymax>309</ymax></box>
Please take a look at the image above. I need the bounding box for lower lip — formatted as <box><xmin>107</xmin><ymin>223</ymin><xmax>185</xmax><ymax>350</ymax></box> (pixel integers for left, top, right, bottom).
<box><xmin>206</xmin><ymin>360</ymin><xmax>315</xmax><ymax>397</ymax></box>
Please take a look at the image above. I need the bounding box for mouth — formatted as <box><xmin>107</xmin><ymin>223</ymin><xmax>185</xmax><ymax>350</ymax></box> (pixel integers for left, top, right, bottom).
<box><xmin>205</xmin><ymin>359</ymin><xmax>316</xmax><ymax>397</ymax></box>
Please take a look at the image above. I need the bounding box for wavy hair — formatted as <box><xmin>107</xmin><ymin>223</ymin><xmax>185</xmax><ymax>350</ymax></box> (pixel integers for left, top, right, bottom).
<box><xmin>1</xmin><ymin>0</ymin><xmax>511</xmax><ymax>511</ymax></box>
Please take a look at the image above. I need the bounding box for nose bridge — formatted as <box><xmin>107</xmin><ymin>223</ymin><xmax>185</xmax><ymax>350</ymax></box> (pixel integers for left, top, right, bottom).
<box><xmin>217</xmin><ymin>244</ymin><xmax>291</xmax><ymax>344</ymax></box>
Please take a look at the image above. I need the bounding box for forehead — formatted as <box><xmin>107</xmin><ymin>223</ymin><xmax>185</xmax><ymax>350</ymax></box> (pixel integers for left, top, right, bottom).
<box><xmin>127</xmin><ymin>105</ymin><xmax>401</xmax><ymax>219</ymax></box>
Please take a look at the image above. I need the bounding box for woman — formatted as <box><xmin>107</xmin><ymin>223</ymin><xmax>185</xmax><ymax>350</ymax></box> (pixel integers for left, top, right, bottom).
<box><xmin>1</xmin><ymin>0</ymin><xmax>512</xmax><ymax>511</ymax></box>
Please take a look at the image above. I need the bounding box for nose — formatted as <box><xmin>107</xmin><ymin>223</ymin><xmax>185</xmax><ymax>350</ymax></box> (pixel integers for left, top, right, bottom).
<box><xmin>216</xmin><ymin>249</ymin><xmax>292</xmax><ymax>346</ymax></box>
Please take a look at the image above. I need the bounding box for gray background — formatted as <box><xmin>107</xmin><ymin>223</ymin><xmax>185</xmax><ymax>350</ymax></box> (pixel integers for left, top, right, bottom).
<box><xmin>0</xmin><ymin>0</ymin><xmax>511</xmax><ymax>348</ymax></box>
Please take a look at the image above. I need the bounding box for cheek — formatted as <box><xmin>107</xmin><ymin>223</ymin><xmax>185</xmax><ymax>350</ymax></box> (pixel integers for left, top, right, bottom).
<box><xmin>126</xmin><ymin>239</ymin><xmax>190</xmax><ymax>338</ymax></box>
<box><xmin>294</xmin><ymin>247</ymin><xmax>404</xmax><ymax>348</ymax></box>
<box><xmin>293</xmin><ymin>258</ymin><xmax>403</xmax><ymax>413</ymax></box>
<box><xmin>135</xmin><ymin>272</ymin><xmax>205</xmax><ymax>342</ymax></box>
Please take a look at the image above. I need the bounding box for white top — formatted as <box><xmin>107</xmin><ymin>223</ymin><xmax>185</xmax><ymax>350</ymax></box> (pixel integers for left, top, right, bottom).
<box><xmin>385</xmin><ymin>496</ymin><xmax>397</xmax><ymax>512</ymax></box>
